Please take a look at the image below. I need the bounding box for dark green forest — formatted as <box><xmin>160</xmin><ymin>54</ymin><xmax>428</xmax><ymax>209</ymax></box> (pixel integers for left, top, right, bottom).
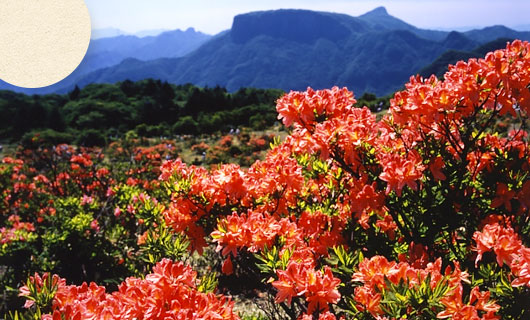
<box><xmin>0</xmin><ymin>80</ymin><xmax>284</xmax><ymax>147</ymax></box>
<box><xmin>0</xmin><ymin>80</ymin><xmax>390</xmax><ymax>148</ymax></box>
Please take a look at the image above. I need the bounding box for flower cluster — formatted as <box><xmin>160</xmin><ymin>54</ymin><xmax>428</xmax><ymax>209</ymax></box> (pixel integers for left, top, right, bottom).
<box><xmin>19</xmin><ymin>259</ymin><xmax>239</xmax><ymax>320</ymax></box>
<box><xmin>352</xmin><ymin>256</ymin><xmax>499</xmax><ymax>319</ymax></box>
<box><xmin>272</xmin><ymin>260</ymin><xmax>341</xmax><ymax>314</ymax></box>
<box><xmin>0</xmin><ymin>140</ymin><xmax>185</xmax><ymax>314</ymax></box>
<box><xmin>473</xmin><ymin>222</ymin><xmax>530</xmax><ymax>287</ymax></box>
<box><xmin>0</xmin><ymin>214</ymin><xmax>35</xmax><ymax>244</ymax></box>
<box><xmin>5</xmin><ymin>40</ymin><xmax>530</xmax><ymax>319</ymax></box>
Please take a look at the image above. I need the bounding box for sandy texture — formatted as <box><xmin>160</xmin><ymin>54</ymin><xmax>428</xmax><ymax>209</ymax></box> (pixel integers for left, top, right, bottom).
<box><xmin>0</xmin><ymin>0</ymin><xmax>91</xmax><ymax>88</ymax></box>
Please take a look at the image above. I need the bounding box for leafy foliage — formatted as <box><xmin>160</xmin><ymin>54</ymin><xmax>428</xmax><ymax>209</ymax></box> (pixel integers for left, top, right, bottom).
<box><xmin>2</xmin><ymin>40</ymin><xmax>530</xmax><ymax>320</ymax></box>
<box><xmin>0</xmin><ymin>81</ymin><xmax>284</xmax><ymax>144</ymax></box>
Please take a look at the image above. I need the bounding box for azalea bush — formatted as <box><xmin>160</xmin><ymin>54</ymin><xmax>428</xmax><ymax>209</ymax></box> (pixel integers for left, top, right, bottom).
<box><xmin>0</xmin><ymin>142</ymin><xmax>178</xmax><ymax>313</ymax></box>
<box><xmin>15</xmin><ymin>259</ymin><xmax>237</xmax><ymax>320</ymax></box>
<box><xmin>203</xmin><ymin>131</ymin><xmax>276</xmax><ymax>166</ymax></box>
<box><xmin>3</xmin><ymin>40</ymin><xmax>530</xmax><ymax>319</ymax></box>
<box><xmin>156</xmin><ymin>40</ymin><xmax>530</xmax><ymax>319</ymax></box>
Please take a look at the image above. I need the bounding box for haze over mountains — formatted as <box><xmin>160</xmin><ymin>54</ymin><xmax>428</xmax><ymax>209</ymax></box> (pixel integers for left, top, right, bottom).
<box><xmin>91</xmin><ymin>28</ymin><xmax>169</xmax><ymax>39</ymax></box>
<box><xmin>1</xmin><ymin>7</ymin><xmax>529</xmax><ymax>96</ymax></box>
<box><xmin>0</xmin><ymin>28</ymin><xmax>212</xmax><ymax>94</ymax></box>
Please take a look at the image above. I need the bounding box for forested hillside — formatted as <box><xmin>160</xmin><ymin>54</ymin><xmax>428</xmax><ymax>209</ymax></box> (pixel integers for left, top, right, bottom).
<box><xmin>0</xmin><ymin>80</ymin><xmax>284</xmax><ymax>146</ymax></box>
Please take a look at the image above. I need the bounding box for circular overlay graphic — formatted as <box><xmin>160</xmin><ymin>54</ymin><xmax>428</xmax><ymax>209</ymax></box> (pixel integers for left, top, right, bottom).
<box><xmin>0</xmin><ymin>0</ymin><xmax>91</xmax><ymax>88</ymax></box>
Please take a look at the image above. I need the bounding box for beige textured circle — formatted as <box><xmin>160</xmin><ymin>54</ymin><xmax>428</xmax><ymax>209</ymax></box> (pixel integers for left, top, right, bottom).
<box><xmin>0</xmin><ymin>0</ymin><xmax>91</xmax><ymax>88</ymax></box>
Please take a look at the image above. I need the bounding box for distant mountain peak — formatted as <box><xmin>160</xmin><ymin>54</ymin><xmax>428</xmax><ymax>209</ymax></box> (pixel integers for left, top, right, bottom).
<box><xmin>481</xmin><ymin>25</ymin><xmax>514</xmax><ymax>32</ymax></box>
<box><xmin>231</xmin><ymin>9</ymin><xmax>351</xmax><ymax>44</ymax></box>
<box><xmin>357</xmin><ymin>6</ymin><xmax>416</xmax><ymax>33</ymax></box>
<box><xmin>361</xmin><ymin>6</ymin><xmax>389</xmax><ymax>17</ymax></box>
<box><xmin>91</xmin><ymin>28</ymin><xmax>128</xmax><ymax>39</ymax></box>
<box><xmin>444</xmin><ymin>30</ymin><xmax>467</xmax><ymax>41</ymax></box>
<box><xmin>442</xmin><ymin>31</ymin><xmax>476</xmax><ymax>50</ymax></box>
<box><xmin>4</xmin><ymin>7</ymin><xmax>530</xmax><ymax>97</ymax></box>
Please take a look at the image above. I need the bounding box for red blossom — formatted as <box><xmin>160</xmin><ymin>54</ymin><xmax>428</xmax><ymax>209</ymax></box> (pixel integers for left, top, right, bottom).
<box><xmin>24</xmin><ymin>260</ymin><xmax>239</xmax><ymax>320</ymax></box>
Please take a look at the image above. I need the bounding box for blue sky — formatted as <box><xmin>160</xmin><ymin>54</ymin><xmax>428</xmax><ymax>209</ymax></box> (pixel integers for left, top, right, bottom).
<box><xmin>85</xmin><ymin>0</ymin><xmax>530</xmax><ymax>34</ymax></box>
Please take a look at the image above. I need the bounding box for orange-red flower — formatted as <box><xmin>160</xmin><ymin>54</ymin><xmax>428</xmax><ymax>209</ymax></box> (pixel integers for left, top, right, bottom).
<box><xmin>490</xmin><ymin>183</ymin><xmax>516</xmax><ymax>212</ymax></box>
<box><xmin>379</xmin><ymin>150</ymin><xmax>425</xmax><ymax>196</ymax></box>
<box><xmin>272</xmin><ymin>261</ymin><xmax>341</xmax><ymax>313</ymax></box>
<box><xmin>25</xmin><ymin>259</ymin><xmax>239</xmax><ymax>320</ymax></box>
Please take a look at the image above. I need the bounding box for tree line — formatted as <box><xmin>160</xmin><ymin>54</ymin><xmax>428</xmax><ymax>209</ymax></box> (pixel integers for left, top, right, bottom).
<box><xmin>0</xmin><ymin>80</ymin><xmax>284</xmax><ymax>147</ymax></box>
<box><xmin>0</xmin><ymin>79</ymin><xmax>390</xmax><ymax>147</ymax></box>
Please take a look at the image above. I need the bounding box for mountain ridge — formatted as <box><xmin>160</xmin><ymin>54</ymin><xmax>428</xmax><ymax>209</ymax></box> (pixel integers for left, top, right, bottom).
<box><xmin>0</xmin><ymin>28</ymin><xmax>212</xmax><ymax>94</ymax></box>
<box><xmin>2</xmin><ymin>7</ymin><xmax>529</xmax><ymax>96</ymax></box>
<box><xmin>419</xmin><ymin>37</ymin><xmax>515</xmax><ymax>78</ymax></box>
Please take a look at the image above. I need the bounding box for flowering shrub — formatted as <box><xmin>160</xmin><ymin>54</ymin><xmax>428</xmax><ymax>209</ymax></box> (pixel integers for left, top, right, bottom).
<box><xmin>473</xmin><ymin>222</ymin><xmax>530</xmax><ymax>288</ymax></box>
<box><xmin>3</xmin><ymin>40</ymin><xmax>530</xmax><ymax>319</ymax></box>
<box><xmin>204</xmin><ymin>132</ymin><xmax>275</xmax><ymax>166</ymax></box>
<box><xmin>0</xmin><ymin>142</ymin><xmax>178</xmax><ymax>314</ymax></box>
<box><xmin>158</xmin><ymin>40</ymin><xmax>530</xmax><ymax>319</ymax></box>
<box><xmin>18</xmin><ymin>260</ymin><xmax>238</xmax><ymax>320</ymax></box>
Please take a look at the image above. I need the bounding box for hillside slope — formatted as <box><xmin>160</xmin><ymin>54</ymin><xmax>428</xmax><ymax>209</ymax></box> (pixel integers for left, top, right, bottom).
<box><xmin>3</xmin><ymin>7</ymin><xmax>529</xmax><ymax>96</ymax></box>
